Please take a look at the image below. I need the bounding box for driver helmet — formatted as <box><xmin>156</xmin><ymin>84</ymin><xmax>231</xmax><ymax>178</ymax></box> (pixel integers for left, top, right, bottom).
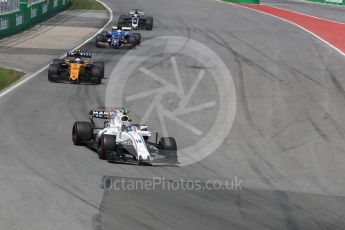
<box><xmin>74</xmin><ymin>49</ymin><xmax>82</xmax><ymax>56</ymax></box>
<box><xmin>74</xmin><ymin>50</ymin><xmax>82</xmax><ymax>59</ymax></box>
<box><xmin>75</xmin><ymin>57</ymin><xmax>82</xmax><ymax>63</ymax></box>
<box><xmin>121</xmin><ymin>115</ymin><xmax>129</xmax><ymax>121</ymax></box>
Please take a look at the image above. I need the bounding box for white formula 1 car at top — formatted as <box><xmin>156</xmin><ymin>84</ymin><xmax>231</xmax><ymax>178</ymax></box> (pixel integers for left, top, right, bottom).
<box><xmin>117</xmin><ymin>9</ymin><xmax>153</xmax><ymax>30</ymax></box>
<box><xmin>72</xmin><ymin>108</ymin><xmax>177</xmax><ymax>165</ymax></box>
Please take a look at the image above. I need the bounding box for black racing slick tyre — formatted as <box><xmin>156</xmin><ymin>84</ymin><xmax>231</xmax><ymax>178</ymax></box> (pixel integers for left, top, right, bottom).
<box><xmin>48</xmin><ymin>74</ymin><xmax>59</xmax><ymax>82</ymax></box>
<box><xmin>128</xmin><ymin>36</ymin><xmax>137</xmax><ymax>47</ymax></box>
<box><xmin>72</xmin><ymin>122</ymin><xmax>93</xmax><ymax>146</ymax></box>
<box><xmin>145</xmin><ymin>17</ymin><xmax>153</xmax><ymax>30</ymax></box>
<box><xmin>49</xmin><ymin>64</ymin><xmax>59</xmax><ymax>74</ymax></box>
<box><xmin>91</xmin><ymin>66</ymin><xmax>101</xmax><ymax>84</ymax></box>
<box><xmin>98</xmin><ymin>135</ymin><xmax>116</xmax><ymax>160</ymax></box>
<box><xmin>95</xmin><ymin>34</ymin><xmax>106</xmax><ymax>47</ymax></box>
<box><xmin>53</xmin><ymin>59</ymin><xmax>64</xmax><ymax>65</ymax></box>
<box><xmin>94</xmin><ymin>62</ymin><xmax>104</xmax><ymax>78</ymax></box>
<box><xmin>118</xmin><ymin>15</ymin><xmax>127</xmax><ymax>27</ymax></box>
<box><xmin>48</xmin><ymin>64</ymin><xmax>59</xmax><ymax>82</ymax></box>
<box><xmin>117</xmin><ymin>19</ymin><xmax>124</xmax><ymax>27</ymax></box>
<box><xmin>132</xmin><ymin>33</ymin><xmax>141</xmax><ymax>45</ymax></box>
<box><xmin>158</xmin><ymin>137</ymin><xmax>178</xmax><ymax>163</ymax></box>
<box><xmin>158</xmin><ymin>137</ymin><xmax>177</xmax><ymax>150</ymax></box>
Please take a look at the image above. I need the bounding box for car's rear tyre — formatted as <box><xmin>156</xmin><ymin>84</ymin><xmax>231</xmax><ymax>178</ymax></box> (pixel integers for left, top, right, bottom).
<box><xmin>72</xmin><ymin>122</ymin><xmax>93</xmax><ymax>146</ymax></box>
<box><xmin>145</xmin><ymin>17</ymin><xmax>153</xmax><ymax>30</ymax></box>
<box><xmin>94</xmin><ymin>62</ymin><xmax>104</xmax><ymax>78</ymax></box>
<box><xmin>132</xmin><ymin>33</ymin><xmax>141</xmax><ymax>45</ymax></box>
<box><xmin>98</xmin><ymin>135</ymin><xmax>116</xmax><ymax>160</ymax></box>
<box><xmin>158</xmin><ymin>137</ymin><xmax>177</xmax><ymax>150</ymax></box>
<box><xmin>91</xmin><ymin>66</ymin><xmax>101</xmax><ymax>84</ymax></box>
<box><xmin>118</xmin><ymin>19</ymin><xmax>124</xmax><ymax>28</ymax></box>
<box><xmin>118</xmin><ymin>15</ymin><xmax>128</xmax><ymax>27</ymax></box>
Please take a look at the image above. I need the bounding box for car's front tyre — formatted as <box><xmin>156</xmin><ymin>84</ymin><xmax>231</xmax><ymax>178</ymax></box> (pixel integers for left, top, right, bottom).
<box><xmin>91</xmin><ymin>66</ymin><xmax>102</xmax><ymax>84</ymax></box>
<box><xmin>132</xmin><ymin>33</ymin><xmax>141</xmax><ymax>45</ymax></box>
<box><xmin>128</xmin><ymin>36</ymin><xmax>137</xmax><ymax>48</ymax></box>
<box><xmin>98</xmin><ymin>135</ymin><xmax>116</xmax><ymax>160</ymax></box>
<box><xmin>94</xmin><ymin>62</ymin><xmax>104</xmax><ymax>78</ymax></box>
<box><xmin>158</xmin><ymin>137</ymin><xmax>177</xmax><ymax>150</ymax></box>
<box><xmin>48</xmin><ymin>64</ymin><xmax>60</xmax><ymax>82</ymax></box>
<box><xmin>95</xmin><ymin>34</ymin><xmax>106</xmax><ymax>48</ymax></box>
<box><xmin>157</xmin><ymin>137</ymin><xmax>178</xmax><ymax>163</ymax></box>
<box><xmin>53</xmin><ymin>59</ymin><xmax>64</xmax><ymax>65</ymax></box>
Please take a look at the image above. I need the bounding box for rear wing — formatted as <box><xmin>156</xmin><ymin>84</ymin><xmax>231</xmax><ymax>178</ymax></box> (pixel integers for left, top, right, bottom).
<box><xmin>89</xmin><ymin>110</ymin><xmax>116</xmax><ymax>119</ymax></box>
<box><xmin>67</xmin><ymin>52</ymin><xmax>92</xmax><ymax>58</ymax></box>
<box><xmin>89</xmin><ymin>107</ymin><xmax>129</xmax><ymax>119</ymax></box>
<box><xmin>129</xmin><ymin>9</ymin><xmax>144</xmax><ymax>16</ymax></box>
<box><xmin>112</xmin><ymin>26</ymin><xmax>132</xmax><ymax>31</ymax></box>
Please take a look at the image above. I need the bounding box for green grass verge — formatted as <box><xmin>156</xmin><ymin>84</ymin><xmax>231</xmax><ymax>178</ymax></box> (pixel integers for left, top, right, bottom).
<box><xmin>69</xmin><ymin>0</ymin><xmax>105</xmax><ymax>10</ymax></box>
<box><xmin>0</xmin><ymin>67</ymin><xmax>25</xmax><ymax>91</ymax></box>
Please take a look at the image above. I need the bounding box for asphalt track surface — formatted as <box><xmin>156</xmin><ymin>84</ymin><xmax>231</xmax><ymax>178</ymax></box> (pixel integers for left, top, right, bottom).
<box><xmin>1</xmin><ymin>0</ymin><xmax>345</xmax><ymax>230</ymax></box>
<box><xmin>263</xmin><ymin>0</ymin><xmax>345</xmax><ymax>23</ymax></box>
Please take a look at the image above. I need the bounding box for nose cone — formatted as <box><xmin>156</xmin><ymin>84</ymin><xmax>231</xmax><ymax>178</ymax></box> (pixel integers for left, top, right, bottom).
<box><xmin>139</xmin><ymin>154</ymin><xmax>151</xmax><ymax>162</ymax></box>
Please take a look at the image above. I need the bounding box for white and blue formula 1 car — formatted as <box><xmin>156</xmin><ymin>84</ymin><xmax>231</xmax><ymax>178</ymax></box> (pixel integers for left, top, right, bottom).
<box><xmin>95</xmin><ymin>26</ymin><xmax>141</xmax><ymax>49</ymax></box>
<box><xmin>72</xmin><ymin>108</ymin><xmax>177</xmax><ymax>165</ymax></box>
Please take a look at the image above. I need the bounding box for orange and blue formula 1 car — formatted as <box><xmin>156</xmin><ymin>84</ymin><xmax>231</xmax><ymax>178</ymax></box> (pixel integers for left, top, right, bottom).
<box><xmin>48</xmin><ymin>50</ymin><xmax>104</xmax><ymax>84</ymax></box>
